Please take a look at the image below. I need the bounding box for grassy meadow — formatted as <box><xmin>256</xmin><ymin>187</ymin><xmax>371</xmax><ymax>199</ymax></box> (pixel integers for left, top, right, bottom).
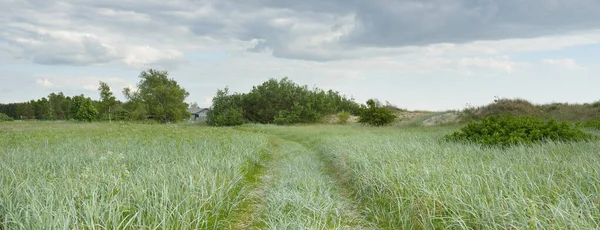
<box><xmin>1</xmin><ymin>121</ymin><xmax>600</xmax><ymax>229</ymax></box>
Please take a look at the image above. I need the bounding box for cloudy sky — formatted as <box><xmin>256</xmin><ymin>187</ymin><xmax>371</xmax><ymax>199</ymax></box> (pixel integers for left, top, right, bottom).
<box><xmin>1</xmin><ymin>0</ymin><xmax>599</xmax><ymax>111</ymax></box>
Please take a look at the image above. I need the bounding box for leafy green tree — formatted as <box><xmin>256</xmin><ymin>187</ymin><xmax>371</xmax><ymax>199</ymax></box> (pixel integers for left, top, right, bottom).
<box><xmin>34</xmin><ymin>98</ymin><xmax>53</xmax><ymax>119</ymax></box>
<box><xmin>125</xmin><ymin>69</ymin><xmax>190</xmax><ymax>123</ymax></box>
<box><xmin>76</xmin><ymin>97</ymin><xmax>99</xmax><ymax>122</ymax></box>
<box><xmin>206</xmin><ymin>87</ymin><xmax>246</xmax><ymax>126</ymax></box>
<box><xmin>23</xmin><ymin>101</ymin><xmax>35</xmax><ymax>119</ymax></box>
<box><xmin>48</xmin><ymin>92</ymin><xmax>67</xmax><ymax>120</ymax></box>
<box><xmin>98</xmin><ymin>81</ymin><xmax>117</xmax><ymax>121</ymax></box>
<box><xmin>207</xmin><ymin>77</ymin><xmax>360</xmax><ymax>126</ymax></box>
<box><xmin>358</xmin><ymin>99</ymin><xmax>396</xmax><ymax>126</ymax></box>
<box><xmin>69</xmin><ymin>95</ymin><xmax>85</xmax><ymax>120</ymax></box>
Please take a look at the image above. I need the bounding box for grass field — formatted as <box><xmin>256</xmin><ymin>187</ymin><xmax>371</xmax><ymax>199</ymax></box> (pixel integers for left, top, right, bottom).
<box><xmin>1</xmin><ymin>121</ymin><xmax>600</xmax><ymax>229</ymax></box>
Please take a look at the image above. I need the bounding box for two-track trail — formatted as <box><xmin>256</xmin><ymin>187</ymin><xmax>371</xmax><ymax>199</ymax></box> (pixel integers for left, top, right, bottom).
<box><xmin>229</xmin><ymin>128</ymin><xmax>375</xmax><ymax>229</ymax></box>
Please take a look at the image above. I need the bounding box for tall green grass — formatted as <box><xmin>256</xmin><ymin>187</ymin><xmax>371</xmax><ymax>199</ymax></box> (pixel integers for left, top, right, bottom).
<box><xmin>0</xmin><ymin>122</ymin><xmax>269</xmax><ymax>229</ymax></box>
<box><xmin>253</xmin><ymin>137</ymin><xmax>370</xmax><ymax>229</ymax></box>
<box><xmin>3</xmin><ymin>121</ymin><xmax>599</xmax><ymax>229</ymax></box>
<box><xmin>255</xmin><ymin>124</ymin><xmax>600</xmax><ymax>229</ymax></box>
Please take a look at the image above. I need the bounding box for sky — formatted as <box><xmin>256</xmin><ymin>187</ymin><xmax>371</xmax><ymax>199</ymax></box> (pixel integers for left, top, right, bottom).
<box><xmin>1</xmin><ymin>0</ymin><xmax>599</xmax><ymax>111</ymax></box>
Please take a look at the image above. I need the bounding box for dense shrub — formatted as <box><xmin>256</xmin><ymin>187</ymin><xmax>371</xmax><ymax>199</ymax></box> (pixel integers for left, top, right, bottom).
<box><xmin>445</xmin><ymin>115</ymin><xmax>594</xmax><ymax>147</ymax></box>
<box><xmin>207</xmin><ymin>78</ymin><xmax>360</xmax><ymax>126</ymax></box>
<box><xmin>75</xmin><ymin>98</ymin><xmax>99</xmax><ymax>122</ymax></box>
<box><xmin>337</xmin><ymin>111</ymin><xmax>351</xmax><ymax>124</ymax></box>
<box><xmin>206</xmin><ymin>87</ymin><xmax>246</xmax><ymax>126</ymax></box>
<box><xmin>584</xmin><ymin>120</ymin><xmax>600</xmax><ymax>130</ymax></box>
<box><xmin>358</xmin><ymin>99</ymin><xmax>396</xmax><ymax>126</ymax></box>
<box><xmin>111</xmin><ymin>105</ymin><xmax>131</xmax><ymax>121</ymax></box>
<box><xmin>0</xmin><ymin>112</ymin><xmax>14</xmax><ymax>121</ymax></box>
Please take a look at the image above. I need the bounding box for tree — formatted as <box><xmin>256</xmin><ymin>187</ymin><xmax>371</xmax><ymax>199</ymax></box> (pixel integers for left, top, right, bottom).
<box><xmin>23</xmin><ymin>101</ymin><xmax>35</xmax><ymax>119</ymax></box>
<box><xmin>125</xmin><ymin>69</ymin><xmax>190</xmax><ymax>123</ymax></box>
<box><xmin>358</xmin><ymin>99</ymin><xmax>396</xmax><ymax>126</ymax></box>
<box><xmin>76</xmin><ymin>97</ymin><xmax>99</xmax><ymax>122</ymax></box>
<box><xmin>98</xmin><ymin>81</ymin><xmax>117</xmax><ymax>122</ymax></box>
<box><xmin>34</xmin><ymin>98</ymin><xmax>52</xmax><ymax>120</ymax></box>
<box><xmin>48</xmin><ymin>93</ymin><xmax>67</xmax><ymax>120</ymax></box>
<box><xmin>206</xmin><ymin>87</ymin><xmax>246</xmax><ymax>126</ymax></box>
<box><xmin>206</xmin><ymin>77</ymin><xmax>360</xmax><ymax>126</ymax></box>
<box><xmin>69</xmin><ymin>95</ymin><xmax>85</xmax><ymax>119</ymax></box>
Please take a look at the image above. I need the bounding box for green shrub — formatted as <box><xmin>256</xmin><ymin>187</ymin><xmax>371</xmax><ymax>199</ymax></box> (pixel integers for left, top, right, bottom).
<box><xmin>0</xmin><ymin>112</ymin><xmax>14</xmax><ymax>122</ymax></box>
<box><xmin>337</xmin><ymin>111</ymin><xmax>351</xmax><ymax>124</ymax></box>
<box><xmin>207</xmin><ymin>106</ymin><xmax>246</xmax><ymax>127</ymax></box>
<box><xmin>75</xmin><ymin>97</ymin><xmax>99</xmax><ymax>122</ymax></box>
<box><xmin>584</xmin><ymin>120</ymin><xmax>600</xmax><ymax>130</ymax></box>
<box><xmin>207</xmin><ymin>78</ymin><xmax>360</xmax><ymax>126</ymax></box>
<box><xmin>358</xmin><ymin>99</ymin><xmax>396</xmax><ymax>126</ymax></box>
<box><xmin>445</xmin><ymin>115</ymin><xmax>594</xmax><ymax>147</ymax></box>
<box><xmin>111</xmin><ymin>106</ymin><xmax>131</xmax><ymax>121</ymax></box>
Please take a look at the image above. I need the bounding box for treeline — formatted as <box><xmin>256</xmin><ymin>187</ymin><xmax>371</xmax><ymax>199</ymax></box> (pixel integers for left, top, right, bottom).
<box><xmin>0</xmin><ymin>69</ymin><xmax>190</xmax><ymax>123</ymax></box>
<box><xmin>1</xmin><ymin>71</ymin><xmax>398</xmax><ymax>126</ymax></box>
<box><xmin>207</xmin><ymin>77</ymin><xmax>362</xmax><ymax>126</ymax></box>
<box><xmin>0</xmin><ymin>93</ymin><xmax>99</xmax><ymax>121</ymax></box>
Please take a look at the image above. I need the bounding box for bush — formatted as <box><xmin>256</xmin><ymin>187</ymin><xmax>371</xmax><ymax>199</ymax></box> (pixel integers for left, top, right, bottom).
<box><xmin>0</xmin><ymin>112</ymin><xmax>14</xmax><ymax>122</ymax></box>
<box><xmin>358</xmin><ymin>99</ymin><xmax>396</xmax><ymax>126</ymax></box>
<box><xmin>111</xmin><ymin>106</ymin><xmax>131</xmax><ymax>121</ymax></box>
<box><xmin>584</xmin><ymin>120</ymin><xmax>600</xmax><ymax>130</ymax></box>
<box><xmin>207</xmin><ymin>78</ymin><xmax>360</xmax><ymax>126</ymax></box>
<box><xmin>337</xmin><ymin>111</ymin><xmax>351</xmax><ymax>124</ymax></box>
<box><xmin>207</xmin><ymin>107</ymin><xmax>245</xmax><ymax>127</ymax></box>
<box><xmin>445</xmin><ymin>115</ymin><xmax>594</xmax><ymax>147</ymax></box>
<box><xmin>206</xmin><ymin>87</ymin><xmax>247</xmax><ymax>126</ymax></box>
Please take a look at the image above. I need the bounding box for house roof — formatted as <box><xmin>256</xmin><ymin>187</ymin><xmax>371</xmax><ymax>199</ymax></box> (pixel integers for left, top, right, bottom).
<box><xmin>188</xmin><ymin>107</ymin><xmax>209</xmax><ymax>114</ymax></box>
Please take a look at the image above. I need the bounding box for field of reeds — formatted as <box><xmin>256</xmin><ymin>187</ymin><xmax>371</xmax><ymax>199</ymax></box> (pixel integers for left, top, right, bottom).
<box><xmin>1</xmin><ymin>121</ymin><xmax>599</xmax><ymax>229</ymax></box>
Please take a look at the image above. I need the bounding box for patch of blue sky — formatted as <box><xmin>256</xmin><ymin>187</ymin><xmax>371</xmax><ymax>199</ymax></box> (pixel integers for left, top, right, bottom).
<box><xmin>508</xmin><ymin>43</ymin><xmax>600</xmax><ymax>63</ymax></box>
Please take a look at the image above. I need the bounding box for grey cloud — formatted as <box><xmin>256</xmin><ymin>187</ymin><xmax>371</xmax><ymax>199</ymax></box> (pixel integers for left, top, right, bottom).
<box><xmin>342</xmin><ymin>0</ymin><xmax>600</xmax><ymax>47</ymax></box>
<box><xmin>0</xmin><ymin>28</ymin><xmax>116</xmax><ymax>65</ymax></box>
<box><xmin>2</xmin><ymin>0</ymin><xmax>600</xmax><ymax>63</ymax></box>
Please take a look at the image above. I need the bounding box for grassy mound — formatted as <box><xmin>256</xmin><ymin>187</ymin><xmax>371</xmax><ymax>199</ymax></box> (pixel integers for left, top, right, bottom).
<box><xmin>445</xmin><ymin>115</ymin><xmax>594</xmax><ymax>147</ymax></box>
<box><xmin>461</xmin><ymin>98</ymin><xmax>600</xmax><ymax>123</ymax></box>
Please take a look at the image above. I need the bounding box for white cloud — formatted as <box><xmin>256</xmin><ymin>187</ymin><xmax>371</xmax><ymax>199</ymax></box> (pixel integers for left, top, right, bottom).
<box><xmin>121</xmin><ymin>45</ymin><xmax>185</xmax><ymax>69</ymax></box>
<box><xmin>36</xmin><ymin>78</ymin><xmax>56</xmax><ymax>87</ymax></box>
<box><xmin>31</xmin><ymin>75</ymin><xmax>132</xmax><ymax>93</ymax></box>
<box><xmin>542</xmin><ymin>59</ymin><xmax>586</xmax><ymax>70</ymax></box>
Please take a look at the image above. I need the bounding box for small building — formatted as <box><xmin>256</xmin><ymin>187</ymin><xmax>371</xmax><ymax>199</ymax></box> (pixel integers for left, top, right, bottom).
<box><xmin>188</xmin><ymin>107</ymin><xmax>209</xmax><ymax>122</ymax></box>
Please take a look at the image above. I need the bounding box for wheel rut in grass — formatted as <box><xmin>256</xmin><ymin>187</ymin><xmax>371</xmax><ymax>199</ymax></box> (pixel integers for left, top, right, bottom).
<box><xmin>230</xmin><ymin>136</ymin><xmax>281</xmax><ymax>229</ymax></box>
<box><xmin>232</xmin><ymin>127</ymin><xmax>375</xmax><ymax>229</ymax></box>
<box><xmin>272</xmin><ymin>136</ymin><xmax>375</xmax><ymax>229</ymax></box>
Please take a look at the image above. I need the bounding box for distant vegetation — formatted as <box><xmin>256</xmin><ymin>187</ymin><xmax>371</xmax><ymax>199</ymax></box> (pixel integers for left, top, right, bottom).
<box><xmin>461</xmin><ymin>97</ymin><xmax>600</xmax><ymax>123</ymax></box>
<box><xmin>358</xmin><ymin>99</ymin><xmax>396</xmax><ymax>126</ymax></box>
<box><xmin>207</xmin><ymin>77</ymin><xmax>361</xmax><ymax>126</ymax></box>
<box><xmin>0</xmin><ymin>69</ymin><xmax>189</xmax><ymax>123</ymax></box>
<box><xmin>584</xmin><ymin>119</ymin><xmax>600</xmax><ymax>130</ymax></box>
<box><xmin>336</xmin><ymin>111</ymin><xmax>351</xmax><ymax>124</ymax></box>
<box><xmin>445</xmin><ymin>115</ymin><xmax>595</xmax><ymax>147</ymax></box>
<box><xmin>0</xmin><ymin>112</ymin><xmax>13</xmax><ymax>122</ymax></box>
